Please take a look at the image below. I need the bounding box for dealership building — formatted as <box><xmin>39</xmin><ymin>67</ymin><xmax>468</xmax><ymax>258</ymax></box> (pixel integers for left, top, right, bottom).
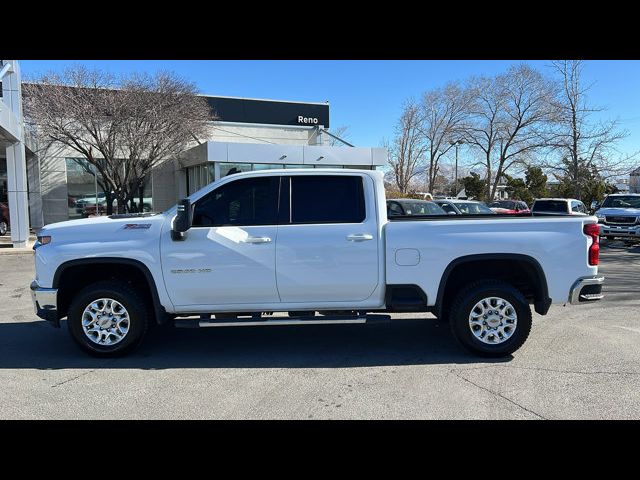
<box><xmin>0</xmin><ymin>60</ymin><xmax>386</xmax><ymax>246</ymax></box>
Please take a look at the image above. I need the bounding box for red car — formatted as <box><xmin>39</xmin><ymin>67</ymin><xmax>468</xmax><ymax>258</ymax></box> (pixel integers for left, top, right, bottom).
<box><xmin>489</xmin><ymin>200</ymin><xmax>531</xmax><ymax>215</ymax></box>
<box><xmin>0</xmin><ymin>202</ymin><xmax>9</xmax><ymax>236</ymax></box>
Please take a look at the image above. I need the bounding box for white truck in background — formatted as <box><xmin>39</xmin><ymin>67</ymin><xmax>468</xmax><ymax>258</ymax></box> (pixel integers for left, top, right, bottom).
<box><xmin>31</xmin><ymin>169</ymin><xmax>604</xmax><ymax>358</ymax></box>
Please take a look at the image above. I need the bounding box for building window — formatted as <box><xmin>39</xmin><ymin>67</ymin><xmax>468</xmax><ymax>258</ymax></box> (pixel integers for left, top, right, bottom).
<box><xmin>187</xmin><ymin>164</ymin><xmax>214</xmax><ymax>195</ymax></box>
<box><xmin>66</xmin><ymin>158</ymin><xmax>102</xmax><ymax>219</ymax></box>
<box><xmin>252</xmin><ymin>163</ymin><xmax>282</xmax><ymax>171</ymax></box>
<box><xmin>219</xmin><ymin>162</ymin><xmax>252</xmax><ymax>178</ymax></box>
<box><xmin>66</xmin><ymin>157</ymin><xmax>153</xmax><ymax>216</ymax></box>
<box><xmin>0</xmin><ymin>157</ymin><xmax>7</xmax><ymax>203</ymax></box>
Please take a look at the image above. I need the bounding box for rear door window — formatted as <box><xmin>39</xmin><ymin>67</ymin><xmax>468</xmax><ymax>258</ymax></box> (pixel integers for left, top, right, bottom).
<box><xmin>289</xmin><ymin>175</ymin><xmax>365</xmax><ymax>224</ymax></box>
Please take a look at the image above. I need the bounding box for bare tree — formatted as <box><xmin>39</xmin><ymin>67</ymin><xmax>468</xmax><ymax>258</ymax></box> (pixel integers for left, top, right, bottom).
<box><xmin>386</xmin><ymin>99</ymin><xmax>427</xmax><ymax>194</ymax></box>
<box><xmin>544</xmin><ymin>60</ymin><xmax>636</xmax><ymax>199</ymax></box>
<box><xmin>463</xmin><ymin>64</ymin><xmax>558</xmax><ymax>200</ymax></box>
<box><xmin>328</xmin><ymin>125</ymin><xmax>351</xmax><ymax>146</ymax></box>
<box><xmin>420</xmin><ymin>82</ymin><xmax>471</xmax><ymax>193</ymax></box>
<box><xmin>23</xmin><ymin>66</ymin><xmax>212</xmax><ymax>214</ymax></box>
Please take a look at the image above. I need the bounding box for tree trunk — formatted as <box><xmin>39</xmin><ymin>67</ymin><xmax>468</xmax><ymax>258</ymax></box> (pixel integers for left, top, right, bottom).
<box><xmin>490</xmin><ymin>162</ymin><xmax>503</xmax><ymax>201</ymax></box>
<box><xmin>116</xmin><ymin>195</ymin><xmax>127</xmax><ymax>214</ymax></box>
<box><xmin>138</xmin><ymin>183</ymin><xmax>145</xmax><ymax>212</ymax></box>
<box><xmin>105</xmin><ymin>192</ymin><xmax>114</xmax><ymax>215</ymax></box>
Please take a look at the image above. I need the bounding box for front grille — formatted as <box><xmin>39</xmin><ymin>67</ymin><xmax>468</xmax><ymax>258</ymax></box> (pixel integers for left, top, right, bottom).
<box><xmin>605</xmin><ymin>216</ymin><xmax>637</xmax><ymax>225</ymax></box>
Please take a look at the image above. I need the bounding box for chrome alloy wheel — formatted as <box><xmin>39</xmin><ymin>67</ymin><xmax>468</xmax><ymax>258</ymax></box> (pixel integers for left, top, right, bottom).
<box><xmin>81</xmin><ymin>298</ymin><xmax>130</xmax><ymax>346</ymax></box>
<box><xmin>468</xmin><ymin>296</ymin><xmax>517</xmax><ymax>345</ymax></box>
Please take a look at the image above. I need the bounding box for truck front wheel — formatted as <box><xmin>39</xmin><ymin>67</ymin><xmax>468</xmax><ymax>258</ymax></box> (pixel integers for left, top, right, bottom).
<box><xmin>67</xmin><ymin>281</ymin><xmax>149</xmax><ymax>357</ymax></box>
<box><xmin>449</xmin><ymin>280</ymin><xmax>532</xmax><ymax>357</ymax></box>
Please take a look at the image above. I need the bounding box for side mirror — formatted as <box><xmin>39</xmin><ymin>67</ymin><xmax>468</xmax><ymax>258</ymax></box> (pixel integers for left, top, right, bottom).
<box><xmin>590</xmin><ymin>201</ymin><xmax>600</xmax><ymax>211</ymax></box>
<box><xmin>171</xmin><ymin>198</ymin><xmax>192</xmax><ymax>241</ymax></box>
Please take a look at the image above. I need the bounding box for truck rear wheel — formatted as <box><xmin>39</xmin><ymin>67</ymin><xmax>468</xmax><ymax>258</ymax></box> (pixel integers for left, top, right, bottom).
<box><xmin>449</xmin><ymin>280</ymin><xmax>532</xmax><ymax>357</ymax></box>
<box><xmin>67</xmin><ymin>281</ymin><xmax>149</xmax><ymax>357</ymax></box>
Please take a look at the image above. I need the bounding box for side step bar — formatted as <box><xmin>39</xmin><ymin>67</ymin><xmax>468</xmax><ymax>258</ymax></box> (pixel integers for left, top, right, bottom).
<box><xmin>174</xmin><ymin>313</ymin><xmax>391</xmax><ymax>328</ymax></box>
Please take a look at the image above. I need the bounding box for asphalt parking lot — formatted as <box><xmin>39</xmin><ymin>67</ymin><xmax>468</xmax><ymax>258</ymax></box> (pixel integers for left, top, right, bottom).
<box><xmin>0</xmin><ymin>240</ymin><xmax>638</xmax><ymax>419</ymax></box>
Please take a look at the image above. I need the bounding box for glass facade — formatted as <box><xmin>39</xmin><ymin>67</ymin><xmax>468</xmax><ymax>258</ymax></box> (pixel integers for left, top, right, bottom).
<box><xmin>0</xmin><ymin>157</ymin><xmax>7</xmax><ymax>203</ymax></box>
<box><xmin>66</xmin><ymin>157</ymin><xmax>152</xmax><ymax>218</ymax></box>
<box><xmin>66</xmin><ymin>158</ymin><xmax>101</xmax><ymax>219</ymax></box>
<box><xmin>185</xmin><ymin>162</ymin><xmax>371</xmax><ymax>195</ymax></box>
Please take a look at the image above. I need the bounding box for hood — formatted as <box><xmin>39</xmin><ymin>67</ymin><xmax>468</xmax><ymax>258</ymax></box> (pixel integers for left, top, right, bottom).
<box><xmin>39</xmin><ymin>213</ymin><xmax>168</xmax><ymax>244</ymax></box>
<box><xmin>595</xmin><ymin>207</ymin><xmax>640</xmax><ymax>216</ymax></box>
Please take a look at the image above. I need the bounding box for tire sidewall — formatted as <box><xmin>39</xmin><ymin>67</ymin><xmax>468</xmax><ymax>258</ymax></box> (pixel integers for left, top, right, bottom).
<box><xmin>450</xmin><ymin>283</ymin><xmax>531</xmax><ymax>356</ymax></box>
<box><xmin>67</xmin><ymin>283</ymin><xmax>147</xmax><ymax>356</ymax></box>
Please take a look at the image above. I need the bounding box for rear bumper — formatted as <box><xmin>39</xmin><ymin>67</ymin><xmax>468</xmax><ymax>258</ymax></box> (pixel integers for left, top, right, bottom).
<box><xmin>569</xmin><ymin>276</ymin><xmax>605</xmax><ymax>304</ymax></box>
<box><xmin>30</xmin><ymin>280</ymin><xmax>60</xmax><ymax>327</ymax></box>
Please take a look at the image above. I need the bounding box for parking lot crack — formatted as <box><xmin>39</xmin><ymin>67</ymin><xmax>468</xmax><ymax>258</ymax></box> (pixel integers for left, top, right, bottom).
<box><xmin>452</xmin><ymin>369</ymin><xmax>547</xmax><ymax>420</ymax></box>
<box><xmin>51</xmin><ymin>370</ymin><xmax>96</xmax><ymax>388</ymax></box>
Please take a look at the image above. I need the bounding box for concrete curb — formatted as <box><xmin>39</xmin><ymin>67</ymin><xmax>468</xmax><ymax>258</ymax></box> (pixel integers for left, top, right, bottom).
<box><xmin>0</xmin><ymin>247</ymin><xmax>34</xmax><ymax>255</ymax></box>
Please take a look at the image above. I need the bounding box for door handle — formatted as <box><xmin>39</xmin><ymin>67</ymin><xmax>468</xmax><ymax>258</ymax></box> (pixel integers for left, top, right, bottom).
<box><xmin>346</xmin><ymin>233</ymin><xmax>374</xmax><ymax>242</ymax></box>
<box><xmin>243</xmin><ymin>236</ymin><xmax>272</xmax><ymax>244</ymax></box>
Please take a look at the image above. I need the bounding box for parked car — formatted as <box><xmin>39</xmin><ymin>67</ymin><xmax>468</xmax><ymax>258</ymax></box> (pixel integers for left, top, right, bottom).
<box><xmin>433</xmin><ymin>199</ymin><xmax>496</xmax><ymax>215</ymax></box>
<box><xmin>531</xmin><ymin>198</ymin><xmax>588</xmax><ymax>216</ymax></box>
<box><xmin>74</xmin><ymin>193</ymin><xmax>106</xmax><ymax>214</ymax></box>
<box><xmin>489</xmin><ymin>200</ymin><xmax>531</xmax><ymax>215</ymax></box>
<box><xmin>592</xmin><ymin>193</ymin><xmax>640</xmax><ymax>240</ymax></box>
<box><xmin>387</xmin><ymin>199</ymin><xmax>447</xmax><ymax>217</ymax></box>
<box><xmin>31</xmin><ymin>169</ymin><xmax>603</xmax><ymax>358</ymax></box>
<box><xmin>0</xmin><ymin>202</ymin><xmax>9</xmax><ymax>236</ymax></box>
<box><xmin>81</xmin><ymin>198</ymin><xmax>152</xmax><ymax>217</ymax></box>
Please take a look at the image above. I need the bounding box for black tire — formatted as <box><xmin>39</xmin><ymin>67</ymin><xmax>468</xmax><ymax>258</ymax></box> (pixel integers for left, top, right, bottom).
<box><xmin>449</xmin><ymin>280</ymin><xmax>532</xmax><ymax>357</ymax></box>
<box><xmin>67</xmin><ymin>281</ymin><xmax>149</xmax><ymax>357</ymax></box>
<box><xmin>0</xmin><ymin>221</ymin><xmax>7</xmax><ymax>236</ymax></box>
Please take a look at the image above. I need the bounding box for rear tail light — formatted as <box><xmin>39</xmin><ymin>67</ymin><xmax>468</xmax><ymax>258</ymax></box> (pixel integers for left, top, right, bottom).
<box><xmin>583</xmin><ymin>223</ymin><xmax>599</xmax><ymax>266</ymax></box>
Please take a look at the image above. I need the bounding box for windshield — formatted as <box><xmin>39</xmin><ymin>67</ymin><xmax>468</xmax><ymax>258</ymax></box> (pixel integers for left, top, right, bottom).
<box><xmin>601</xmin><ymin>196</ymin><xmax>640</xmax><ymax>209</ymax></box>
<box><xmin>456</xmin><ymin>202</ymin><xmax>495</xmax><ymax>214</ymax></box>
<box><xmin>533</xmin><ymin>200</ymin><xmax>567</xmax><ymax>212</ymax></box>
<box><xmin>397</xmin><ymin>201</ymin><xmax>447</xmax><ymax>215</ymax></box>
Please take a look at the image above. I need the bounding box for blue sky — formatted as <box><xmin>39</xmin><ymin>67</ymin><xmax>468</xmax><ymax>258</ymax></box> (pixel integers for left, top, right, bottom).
<box><xmin>19</xmin><ymin>60</ymin><xmax>640</xmax><ymax>163</ymax></box>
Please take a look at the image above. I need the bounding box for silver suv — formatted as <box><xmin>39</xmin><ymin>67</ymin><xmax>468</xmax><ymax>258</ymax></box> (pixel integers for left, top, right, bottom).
<box><xmin>593</xmin><ymin>194</ymin><xmax>640</xmax><ymax>239</ymax></box>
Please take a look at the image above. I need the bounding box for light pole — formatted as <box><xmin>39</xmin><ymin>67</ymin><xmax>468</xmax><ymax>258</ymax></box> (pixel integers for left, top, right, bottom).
<box><xmin>449</xmin><ymin>139</ymin><xmax>464</xmax><ymax>197</ymax></box>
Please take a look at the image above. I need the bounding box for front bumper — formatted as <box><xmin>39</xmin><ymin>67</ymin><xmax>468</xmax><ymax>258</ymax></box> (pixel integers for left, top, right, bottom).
<box><xmin>30</xmin><ymin>280</ymin><xmax>60</xmax><ymax>327</ymax></box>
<box><xmin>569</xmin><ymin>276</ymin><xmax>605</xmax><ymax>304</ymax></box>
<box><xmin>600</xmin><ymin>224</ymin><xmax>640</xmax><ymax>238</ymax></box>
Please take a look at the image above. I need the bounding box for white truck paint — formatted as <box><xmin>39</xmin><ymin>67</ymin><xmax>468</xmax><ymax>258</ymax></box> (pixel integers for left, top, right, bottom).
<box><xmin>30</xmin><ymin>169</ymin><xmax>604</xmax><ymax>357</ymax></box>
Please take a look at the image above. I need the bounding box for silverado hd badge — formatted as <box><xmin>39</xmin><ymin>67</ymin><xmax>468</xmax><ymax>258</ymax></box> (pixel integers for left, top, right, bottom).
<box><xmin>170</xmin><ymin>268</ymin><xmax>212</xmax><ymax>274</ymax></box>
<box><xmin>123</xmin><ymin>224</ymin><xmax>152</xmax><ymax>229</ymax></box>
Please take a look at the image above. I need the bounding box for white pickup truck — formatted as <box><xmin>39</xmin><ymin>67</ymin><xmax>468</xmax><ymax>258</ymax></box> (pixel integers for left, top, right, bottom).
<box><xmin>30</xmin><ymin>169</ymin><xmax>604</xmax><ymax>358</ymax></box>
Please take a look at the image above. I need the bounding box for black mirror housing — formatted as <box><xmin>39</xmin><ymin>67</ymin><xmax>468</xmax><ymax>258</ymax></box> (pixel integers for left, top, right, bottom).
<box><xmin>171</xmin><ymin>198</ymin><xmax>192</xmax><ymax>241</ymax></box>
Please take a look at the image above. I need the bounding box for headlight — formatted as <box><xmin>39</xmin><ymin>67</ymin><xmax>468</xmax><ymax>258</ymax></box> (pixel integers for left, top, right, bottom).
<box><xmin>33</xmin><ymin>235</ymin><xmax>52</xmax><ymax>250</ymax></box>
<box><xmin>596</xmin><ymin>214</ymin><xmax>605</xmax><ymax>223</ymax></box>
